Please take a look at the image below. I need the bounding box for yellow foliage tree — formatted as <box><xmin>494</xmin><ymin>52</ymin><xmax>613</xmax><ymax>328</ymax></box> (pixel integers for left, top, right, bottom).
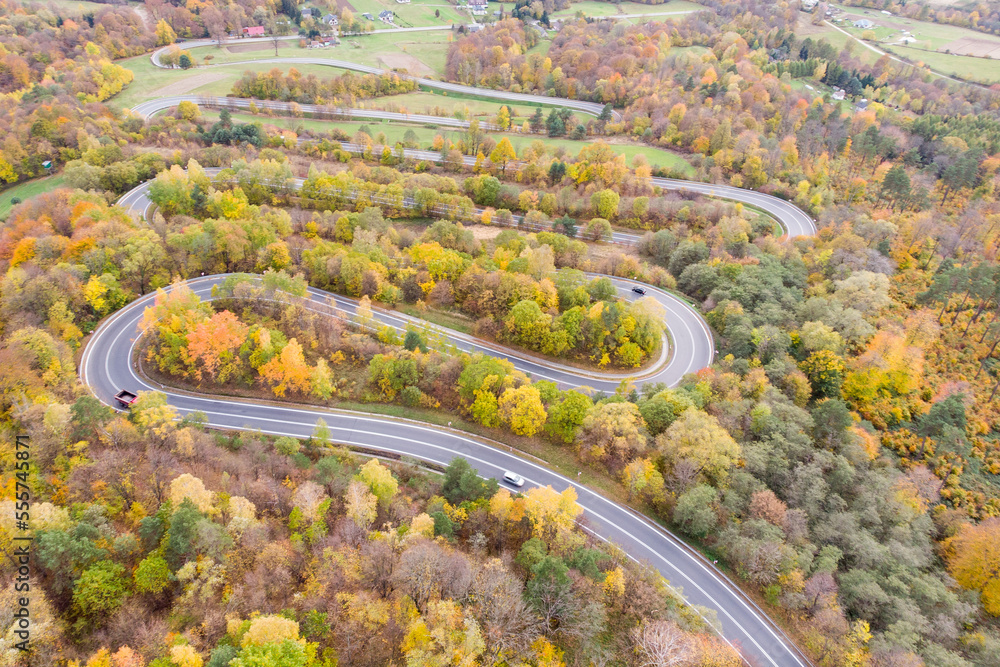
<box><xmin>402</xmin><ymin>600</ymin><xmax>485</xmax><ymax>666</ymax></box>
<box><xmin>524</xmin><ymin>485</ymin><xmax>582</xmax><ymax>540</ymax></box>
<box><xmin>169</xmin><ymin>473</ymin><xmax>214</xmax><ymax>514</ymax></box>
<box><xmin>944</xmin><ymin>518</ymin><xmax>1000</xmax><ymax>616</ymax></box>
<box><xmin>169</xmin><ymin>645</ymin><xmax>203</xmax><ymax>667</ymax></box>
<box><xmin>356</xmin><ymin>458</ymin><xmax>399</xmax><ymax>508</ymax></box>
<box><xmin>498</xmin><ymin>385</ymin><xmax>547</xmax><ymax>436</ymax></box>
<box><xmin>155</xmin><ymin>19</ymin><xmax>177</xmax><ymax>46</ymax></box>
<box><xmin>242</xmin><ymin>615</ymin><xmax>301</xmax><ymax>647</ymax></box>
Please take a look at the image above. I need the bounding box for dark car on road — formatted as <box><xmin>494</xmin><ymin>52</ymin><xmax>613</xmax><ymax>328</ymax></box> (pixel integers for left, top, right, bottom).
<box><xmin>632</xmin><ymin>287</ymin><xmax>646</xmax><ymax>295</ymax></box>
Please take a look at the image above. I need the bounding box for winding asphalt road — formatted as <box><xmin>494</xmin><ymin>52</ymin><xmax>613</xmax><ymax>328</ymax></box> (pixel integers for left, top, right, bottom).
<box><xmin>85</xmin><ymin>35</ymin><xmax>820</xmax><ymax>666</ymax></box>
<box><xmin>125</xmin><ymin>94</ymin><xmax>817</xmax><ymax>239</ymax></box>
<box><xmin>82</xmin><ymin>273</ymin><xmax>806</xmax><ymax>667</ymax></box>
<box><xmin>101</xmin><ymin>168</ymin><xmax>817</xmax><ymax>666</ymax></box>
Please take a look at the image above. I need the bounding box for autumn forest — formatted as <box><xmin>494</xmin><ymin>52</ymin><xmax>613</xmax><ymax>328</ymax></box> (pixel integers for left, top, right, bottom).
<box><xmin>1</xmin><ymin>0</ymin><xmax>1000</xmax><ymax>666</ymax></box>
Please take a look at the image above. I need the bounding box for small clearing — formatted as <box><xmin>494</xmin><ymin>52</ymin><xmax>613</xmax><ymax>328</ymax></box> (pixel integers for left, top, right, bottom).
<box><xmin>148</xmin><ymin>72</ymin><xmax>230</xmax><ymax>98</ymax></box>
<box><xmin>226</xmin><ymin>41</ymin><xmax>279</xmax><ymax>54</ymax></box>
<box><xmin>378</xmin><ymin>52</ymin><xmax>434</xmax><ymax>76</ymax></box>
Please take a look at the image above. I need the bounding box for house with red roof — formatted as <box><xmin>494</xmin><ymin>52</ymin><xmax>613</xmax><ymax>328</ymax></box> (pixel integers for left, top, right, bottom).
<box><xmin>243</xmin><ymin>26</ymin><xmax>266</xmax><ymax>37</ymax></box>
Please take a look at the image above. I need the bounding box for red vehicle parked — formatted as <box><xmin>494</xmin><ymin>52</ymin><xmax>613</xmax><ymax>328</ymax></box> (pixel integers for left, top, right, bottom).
<box><xmin>114</xmin><ymin>390</ymin><xmax>138</xmax><ymax>409</ymax></box>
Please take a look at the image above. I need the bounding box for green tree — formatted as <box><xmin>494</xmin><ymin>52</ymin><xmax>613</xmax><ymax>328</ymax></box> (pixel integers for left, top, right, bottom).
<box><xmin>584</xmin><ymin>217</ymin><xmax>612</xmax><ymax>242</ymax></box>
<box><xmin>230</xmin><ymin>640</ymin><xmax>314</xmax><ymax>667</ymax></box>
<box><xmin>179</xmin><ymin>53</ymin><xmax>192</xmax><ymax>69</ymax></box>
<box><xmin>368</xmin><ymin>353</ymin><xmax>419</xmax><ymax>400</ymax></box>
<box><xmin>545</xmin><ymin>390</ymin><xmax>592</xmax><ymax>443</ymax></box>
<box><xmin>441</xmin><ymin>457</ymin><xmax>499</xmax><ymax>504</ymax></box>
<box><xmin>165</xmin><ymin>498</ymin><xmax>202</xmax><ymax>568</ymax></box>
<box><xmin>530</xmin><ymin>107</ymin><xmax>545</xmax><ymax>133</ymax></box>
<box><xmin>504</xmin><ymin>300</ymin><xmax>553</xmax><ymax>350</ymax></box>
<box><xmin>73</xmin><ymin>561</ymin><xmax>129</xmax><ymax>624</ymax></box>
<box><xmin>673</xmin><ymin>485</ymin><xmax>718</xmax><ymax>538</ymax></box>
<box><xmin>552</xmin><ymin>214</ymin><xmax>577</xmax><ymax>238</ymax></box>
<box><xmin>404</xmin><ymin>329</ymin><xmax>428</xmax><ymax>352</ymax></box>
<box><xmin>590</xmin><ymin>189</ymin><xmax>620</xmax><ymax>219</ymax></box>
<box><xmin>880</xmin><ymin>164</ymin><xmax>910</xmax><ymax>210</ymax></box>
<box><xmin>121</xmin><ymin>229</ymin><xmax>167</xmax><ymax>295</ymax></box>
<box><xmin>639</xmin><ymin>389</ymin><xmax>694</xmax><ymax>436</ymax></box>
<box><xmin>134</xmin><ymin>555</ymin><xmax>173</xmax><ymax>594</ymax></box>
<box><xmin>548</xmin><ymin>160</ymin><xmax>566</xmax><ymax>185</ymax></box>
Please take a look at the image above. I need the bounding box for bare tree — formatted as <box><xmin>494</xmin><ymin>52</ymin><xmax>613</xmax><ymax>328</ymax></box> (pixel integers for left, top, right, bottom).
<box><xmin>470</xmin><ymin>559</ymin><xmax>541</xmax><ymax>665</ymax></box>
<box><xmin>360</xmin><ymin>539</ymin><xmax>398</xmax><ymax>599</ymax></box>
<box><xmin>203</xmin><ymin>7</ymin><xmax>228</xmax><ymax>46</ymax></box>
<box><xmin>629</xmin><ymin>620</ymin><xmax>695</xmax><ymax>667</ymax></box>
<box><xmin>393</xmin><ymin>541</ymin><xmax>471</xmax><ymax>613</ymax></box>
<box><xmin>267</xmin><ymin>18</ymin><xmax>290</xmax><ymax>56</ymax></box>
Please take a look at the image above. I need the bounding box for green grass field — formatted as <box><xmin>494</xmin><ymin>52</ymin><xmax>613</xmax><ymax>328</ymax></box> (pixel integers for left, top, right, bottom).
<box><xmin>0</xmin><ymin>175</ymin><xmax>67</xmax><ymax>220</ymax></box>
<box><xmin>834</xmin><ymin>6</ymin><xmax>1000</xmax><ymax>53</ymax></box>
<box><xmin>347</xmin><ymin>0</ymin><xmax>466</xmax><ymax>28</ymax></box>
<box><xmin>110</xmin><ymin>54</ymin><xmax>360</xmax><ymax>109</ymax></box>
<box><xmin>884</xmin><ymin>45</ymin><xmax>1000</xmax><ymax>83</ymax></box>
<box><xmin>827</xmin><ymin>3</ymin><xmax>1000</xmax><ymax>80</ymax></box>
<box><xmin>552</xmin><ymin>0</ymin><xmax>703</xmax><ymax>18</ymax></box>
<box><xmin>175</xmin><ymin>29</ymin><xmax>454</xmax><ymax>77</ymax></box>
<box><xmin>508</xmin><ymin>136</ymin><xmax>695</xmax><ymax>174</ymax></box>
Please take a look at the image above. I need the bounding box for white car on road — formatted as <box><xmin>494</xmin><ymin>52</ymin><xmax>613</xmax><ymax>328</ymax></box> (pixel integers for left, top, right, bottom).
<box><xmin>502</xmin><ymin>471</ymin><xmax>525</xmax><ymax>487</ymax></box>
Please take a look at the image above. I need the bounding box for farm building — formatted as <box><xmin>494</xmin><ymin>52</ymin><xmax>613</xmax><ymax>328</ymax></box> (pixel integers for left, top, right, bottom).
<box><xmin>853</xmin><ymin>18</ymin><xmax>874</xmax><ymax>29</ymax></box>
<box><xmin>469</xmin><ymin>0</ymin><xmax>488</xmax><ymax>15</ymax></box>
<box><xmin>242</xmin><ymin>25</ymin><xmax>265</xmax><ymax>37</ymax></box>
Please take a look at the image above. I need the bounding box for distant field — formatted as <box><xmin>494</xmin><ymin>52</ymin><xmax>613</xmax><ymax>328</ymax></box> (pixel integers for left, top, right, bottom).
<box><xmin>348</xmin><ymin>0</ymin><xmax>466</xmax><ymax>28</ymax></box>
<box><xmin>111</xmin><ymin>54</ymin><xmax>362</xmax><ymax>109</ymax></box>
<box><xmin>553</xmin><ymin>0</ymin><xmax>703</xmax><ymax>18</ymax></box>
<box><xmin>0</xmin><ymin>175</ymin><xmax>66</xmax><ymax>221</ymax></box>
<box><xmin>177</xmin><ymin>30</ymin><xmax>454</xmax><ymax>77</ymax></box>
<box><xmin>31</xmin><ymin>0</ymin><xmax>134</xmax><ymax>14</ymax></box>
<box><xmin>884</xmin><ymin>44</ymin><xmax>1000</xmax><ymax>83</ymax></box>
<box><xmin>834</xmin><ymin>6</ymin><xmax>1000</xmax><ymax>53</ymax></box>
<box><xmin>828</xmin><ymin>3</ymin><xmax>1000</xmax><ymax>80</ymax></box>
